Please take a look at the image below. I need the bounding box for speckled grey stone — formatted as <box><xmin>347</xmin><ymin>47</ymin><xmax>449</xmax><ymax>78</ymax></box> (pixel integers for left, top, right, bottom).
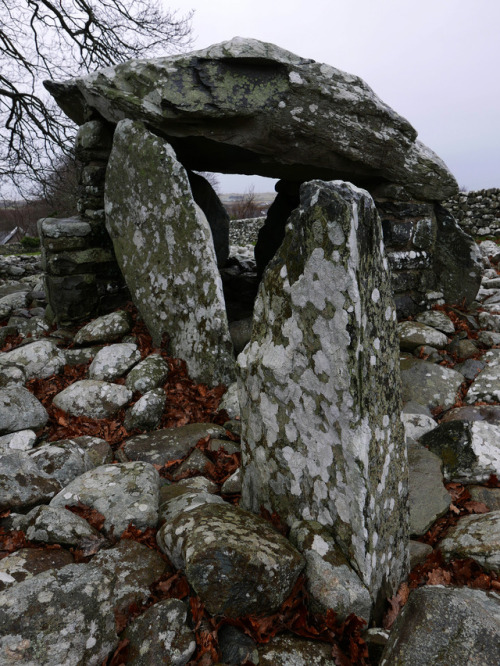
<box><xmin>466</xmin><ymin>349</ymin><xmax>500</xmax><ymax>403</ymax></box>
<box><xmin>157</xmin><ymin>500</ymin><xmax>304</xmax><ymax>617</ymax></box>
<box><xmin>91</xmin><ymin>539</ymin><xmax>168</xmax><ymax>616</ymax></box>
<box><xmin>0</xmin><ymin>386</ymin><xmax>48</xmax><ymax>435</ymax></box>
<box><xmin>52</xmin><ymin>379</ymin><xmax>132</xmax><ymax>418</ymax></box>
<box><xmin>0</xmin><ymin>429</ymin><xmax>37</xmax><ymax>453</ymax></box>
<box><xmin>400</xmin><ymin>356</ymin><xmax>465</xmax><ymax>411</ymax></box>
<box><xmin>51</xmin><ymin>435</ymin><xmax>113</xmax><ymax>467</ymax></box>
<box><xmin>239</xmin><ymin>180</ymin><xmax>408</xmax><ymax>607</ymax></box>
<box><xmin>439</xmin><ymin>510</ymin><xmax>500</xmax><ymax>572</ymax></box>
<box><xmin>125</xmin><ymin>353</ymin><xmax>170</xmax><ymax>393</ymax></box>
<box><xmin>398</xmin><ymin>321</ymin><xmax>449</xmax><ymax>351</ymax></box>
<box><xmin>123</xmin><ymin>598</ymin><xmax>196</xmax><ymax>666</ymax></box>
<box><xmin>219</xmin><ymin>381</ymin><xmax>240</xmax><ymax>419</ymax></box>
<box><xmin>0</xmin><ymin>563</ymin><xmax>118</xmax><ymax>665</ymax></box>
<box><xmin>73</xmin><ymin>309</ymin><xmax>132</xmax><ymax>345</ymax></box>
<box><xmin>469</xmin><ymin>486</ymin><xmax>500</xmax><ymax>511</ymax></box>
<box><xmin>88</xmin><ymin>342</ymin><xmax>141</xmax><ymax>381</ymax></box>
<box><xmin>380</xmin><ymin>586</ymin><xmax>500</xmax><ymax>665</ymax></box>
<box><xmin>124</xmin><ymin>387</ymin><xmax>166</xmax><ymax>431</ymax></box>
<box><xmin>401</xmin><ymin>413</ymin><xmax>437</xmax><ymax>441</ymax></box>
<box><xmin>24</xmin><ymin>505</ymin><xmax>101</xmax><ymax>547</ymax></box>
<box><xmin>50</xmin><ymin>461</ymin><xmax>160</xmax><ymax>537</ymax></box>
<box><xmin>414</xmin><ymin>310</ymin><xmax>455</xmax><ymax>334</ymax></box>
<box><xmin>221</xmin><ymin>469</ymin><xmax>242</xmax><ymax>494</ymax></box>
<box><xmin>28</xmin><ymin>440</ymin><xmax>93</xmax><ymax>487</ymax></box>
<box><xmin>0</xmin><ymin>450</ymin><xmax>61</xmax><ymax>512</ymax></box>
<box><xmin>420</xmin><ymin>420</ymin><xmax>500</xmax><ymax>483</ymax></box>
<box><xmin>409</xmin><ymin>540</ymin><xmax>433</xmax><ymax>569</ymax></box>
<box><xmin>104</xmin><ymin>120</ymin><xmax>235</xmax><ymax>387</ymax></box>
<box><xmin>289</xmin><ymin>520</ymin><xmax>372</xmax><ymax>622</ymax></box>
<box><xmin>407</xmin><ymin>442</ymin><xmax>450</xmax><ymax>535</ymax></box>
<box><xmin>0</xmin><ymin>339</ymin><xmax>65</xmax><ymax>379</ymax></box>
<box><xmin>0</xmin><ymin>548</ymin><xmax>74</xmax><ymax>592</ymax></box>
<box><xmin>258</xmin><ymin>633</ymin><xmax>337</xmax><ymax>665</ymax></box>
<box><xmin>123</xmin><ymin>423</ymin><xmax>228</xmax><ymax>466</ymax></box>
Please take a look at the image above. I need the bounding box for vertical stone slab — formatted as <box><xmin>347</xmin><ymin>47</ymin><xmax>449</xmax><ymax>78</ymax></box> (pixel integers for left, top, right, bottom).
<box><xmin>104</xmin><ymin>120</ymin><xmax>235</xmax><ymax>387</ymax></box>
<box><xmin>238</xmin><ymin>180</ymin><xmax>408</xmax><ymax>609</ymax></box>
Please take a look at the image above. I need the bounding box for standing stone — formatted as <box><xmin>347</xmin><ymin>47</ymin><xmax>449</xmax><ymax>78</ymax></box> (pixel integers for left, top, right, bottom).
<box><xmin>104</xmin><ymin>119</ymin><xmax>235</xmax><ymax>387</ymax></box>
<box><xmin>238</xmin><ymin>180</ymin><xmax>408</xmax><ymax>611</ymax></box>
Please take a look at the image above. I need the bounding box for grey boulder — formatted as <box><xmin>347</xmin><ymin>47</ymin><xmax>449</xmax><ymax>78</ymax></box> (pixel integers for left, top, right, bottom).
<box><xmin>0</xmin><ymin>386</ymin><xmax>48</xmax><ymax>434</ymax></box>
<box><xmin>52</xmin><ymin>379</ymin><xmax>132</xmax><ymax>418</ymax></box>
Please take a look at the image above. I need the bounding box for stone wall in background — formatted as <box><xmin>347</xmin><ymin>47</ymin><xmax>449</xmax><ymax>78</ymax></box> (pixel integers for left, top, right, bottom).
<box><xmin>39</xmin><ymin>119</ymin><xmax>129</xmax><ymax>326</ymax></box>
<box><xmin>444</xmin><ymin>189</ymin><xmax>500</xmax><ymax>238</ymax></box>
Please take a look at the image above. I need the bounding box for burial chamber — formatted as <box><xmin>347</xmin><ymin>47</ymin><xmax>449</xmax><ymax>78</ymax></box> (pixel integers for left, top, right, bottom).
<box><xmin>41</xmin><ymin>37</ymin><xmax>481</xmax><ymax>337</ymax></box>
<box><xmin>38</xmin><ymin>37</ymin><xmax>473</xmax><ymax>615</ymax></box>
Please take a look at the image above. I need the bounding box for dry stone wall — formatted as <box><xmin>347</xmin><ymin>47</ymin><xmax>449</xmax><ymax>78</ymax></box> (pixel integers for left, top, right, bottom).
<box><xmin>444</xmin><ymin>189</ymin><xmax>500</xmax><ymax>238</ymax></box>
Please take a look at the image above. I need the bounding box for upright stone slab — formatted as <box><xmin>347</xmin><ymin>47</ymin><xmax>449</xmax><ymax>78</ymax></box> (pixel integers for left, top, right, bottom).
<box><xmin>105</xmin><ymin>119</ymin><xmax>235</xmax><ymax>387</ymax></box>
<box><xmin>238</xmin><ymin>180</ymin><xmax>408</xmax><ymax>610</ymax></box>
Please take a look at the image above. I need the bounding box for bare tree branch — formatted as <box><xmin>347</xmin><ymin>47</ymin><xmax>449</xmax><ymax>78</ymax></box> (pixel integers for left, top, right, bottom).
<box><xmin>0</xmin><ymin>0</ymin><xmax>193</xmax><ymax>198</ymax></box>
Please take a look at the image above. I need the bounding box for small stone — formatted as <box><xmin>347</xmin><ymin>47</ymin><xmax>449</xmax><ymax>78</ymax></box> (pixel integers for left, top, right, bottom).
<box><xmin>125</xmin><ymin>353</ymin><xmax>170</xmax><ymax>393</ymax></box>
<box><xmin>53</xmin><ymin>380</ymin><xmax>132</xmax><ymax>418</ymax></box>
<box><xmin>89</xmin><ymin>342</ymin><xmax>141</xmax><ymax>381</ymax></box>
<box><xmin>398</xmin><ymin>320</ymin><xmax>449</xmax><ymax>351</ymax></box>
<box><xmin>123</xmin><ymin>388</ymin><xmax>166</xmax><ymax>431</ymax></box>
<box><xmin>74</xmin><ymin>309</ymin><xmax>132</xmax><ymax>345</ymax></box>
<box><xmin>439</xmin><ymin>511</ymin><xmax>500</xmax><ymax>572</ymax></box>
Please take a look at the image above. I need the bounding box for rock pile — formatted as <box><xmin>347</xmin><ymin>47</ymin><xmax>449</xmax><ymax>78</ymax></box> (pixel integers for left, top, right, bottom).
<box><xmin>1</xmin><ymin>230</ymin><xmax>500</xmax><ymax>663</ymax></box>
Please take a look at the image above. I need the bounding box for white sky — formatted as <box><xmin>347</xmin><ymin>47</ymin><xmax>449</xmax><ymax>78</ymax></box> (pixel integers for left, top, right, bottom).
<box><xmin>169</xmin><ymin>0</ymin><xmax>499</xmax><ymax>193</ymax></box>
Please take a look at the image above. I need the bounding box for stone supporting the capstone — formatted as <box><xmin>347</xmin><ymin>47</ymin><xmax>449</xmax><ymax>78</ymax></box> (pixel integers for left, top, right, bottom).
<box><xmin>238</xmin><ymin>180</ymin><xmax>409</xmax><ymax>611</ymax></box>
<box><xmin>104</xmin><ymin>119</ymin><xmax>236</xmax><ymax>387</ymax></box>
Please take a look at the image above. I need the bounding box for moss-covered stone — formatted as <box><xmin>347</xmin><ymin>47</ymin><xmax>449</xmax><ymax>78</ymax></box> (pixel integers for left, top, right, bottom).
<box><xmin>238</xmin><ymin>180</ymin><xmax>408</xmax><ymax>611</ymax></box>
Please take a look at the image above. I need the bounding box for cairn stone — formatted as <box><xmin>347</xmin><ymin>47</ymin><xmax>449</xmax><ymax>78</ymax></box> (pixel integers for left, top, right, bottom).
<box><xmin>238</xmin><ymin>180</ymin><xmax>408</xmax><ymax>611</ymax></box>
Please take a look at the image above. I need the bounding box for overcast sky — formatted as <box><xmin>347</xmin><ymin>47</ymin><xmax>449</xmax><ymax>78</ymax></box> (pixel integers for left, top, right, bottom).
<box><xmin>170</xmin><ymin>0</ymin><xmax>499</xmax><ymax>193</ymax></box>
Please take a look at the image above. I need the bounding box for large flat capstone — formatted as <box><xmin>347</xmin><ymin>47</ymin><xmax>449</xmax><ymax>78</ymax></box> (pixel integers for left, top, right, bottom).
<box><xmin>104</xmin><ymin>119</ymin><xmax>235</xmax><ymax>387</ymax></box>
<box><xmin>45</xmin><ymin>38</ymin><xmax>456</xmax><ymax>201</ymax></box>
<box><xmin>238</xmin><ymin>180</ymin><xmax>408</xmax><ymax>610</ymax></box>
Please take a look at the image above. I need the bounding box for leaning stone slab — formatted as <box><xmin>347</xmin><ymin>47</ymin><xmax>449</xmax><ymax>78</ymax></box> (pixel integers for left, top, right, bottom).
<box><xmin>0</xmin><ymin>339</ymin><xmax>65</xmax><ymax>379</ymax></box>
<box><xmin>238</xmin><ymin>180</ymin><xmax>408</xmax><ymax>607</ymax></box>
<box><xmin>122</xmin><ymin>423</ymin><xmax>228</xmax><ymax>466</ymax></box>
<box><xmin>289</xmin><ymin>520</ymin><xmax>372</xmax><ymax>623</ymax></box>
<box><xmin>123</xmin><ymin>598</ymin><xmax>196</xmax><ymax>666</ymax></box>
<box><xmin>52</xmin><ymin>379</ymin><xmax>132</xmax><ymax>418</ymax></box>
<box><xmin>439</xmin><ymin>510</ymin><xmax>500</xmax><ymax>572</ymax></box>
<box><xmin>73</xmin><ymin>309</ymin><xmax>132</xmax><ymax>345</ymax></box>
<box><xmin>0</xmin><ymin>451</ymin><xmax>61</xmax><ymax>512</ymax></box>
<box><xmin>104</xmin><ymin>120</ymin><xmax>235</xmax><ymax>387</ymax></box>
<box><xmin>157</xmin><ymin>500</ymin><xmax>305</xmax><ymax>618</ymax></box>
<box><xmin>50</xmin><ymin>461</ymin><xmax>160</xmax><ymax>537</ymax></box>
<box><xmin>400</xmin><ymin>356</ymin><xmax>464</xmax><ymax>410</ymax></box>
<box><xmin>0</xmin><ymin>563</ymin><xmax>118</xmax><ymax>665</ymax></box>
<box><xmin>420</xmin><ymin>420</ymin><xmax>500</xmax><ymax>483</ymax></box>
<box><xmin>380</xmin><ymin>586</ymin><xmax>500</xmax><ymax>666</ymax></box>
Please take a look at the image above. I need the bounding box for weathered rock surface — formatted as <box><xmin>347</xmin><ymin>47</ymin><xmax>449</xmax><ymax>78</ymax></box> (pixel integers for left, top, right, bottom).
<box><xmin>24</xmin><ymin>505</ymin><xmax>101</xmax><ymax>547</ymax></box>
<box><xmin>439</xmin><ymin>511</ymin><xmax>500</xmax><ymax>571</ymax></box>
<box><xmin>466</xmin><ymin>349</ymin><xmax>500</xmax><ymax>403</ymax></box>
<box><xmin>258</xmin><ymin>633</ymin><xmax>337</xmax><ymax>665</ymax></box>
<box><xmin>407</xmin><ymin>442</ymin><xmax>450</xmax><ymax>535</ymax></box>
<box><xmin>52</xmin><ymin>379</ymin><xmax>132</xmax><ymax>418</ymax></box>
<box><xmin>0</xmin><ymin>428</ymin><xmax>37</xmax><ymax>452</ymax></box>
<box><xmin>46</xmin><ymin>38</ymin><xmax>457</xmax><ymax>200</ymax></box>
<box><xmin>50</xmin><ymin>461</ymin><xmax>160</xmax><ymax>537</ymax></box>
<box><xmin>122</xmin><ymin>423</ymin><xmax>228</xmax><ymax>466</ymax></box>
<box><xmin>289</xmin><ymin>520</ymin><xmax>372</xmax><ymax>622</ymax></box>
<box><xmin>0</xmin><ymin>339</ymin><xmax>65</xmax><ymax>379</ymax></box>
<box><xmin>0</xmin><ymin>451</ymin><xmax>61</xmax><ymax>512</ymax></box>
<box><xmin>125</xmin><ymin>353</ymin><xmax>169</xmax><ymax>393</ymax></box>
<box><xmin>380</xmin><ymin>586</ymin><xmax>500</xmax><ymax>665</ymax></box>
<box><xmin>122</xmin><ymin>598</ymin><xmax>196</xmax><ymax>666</ymax></box>
<box><xmin>157</xmin><ymin>499</ymin><xmax>305</xmax><ymax>617</ymax></box>
<box><xmin>28</xmin><ymin>440</ymin><xmax>94</xmax><ymax>487</ymax></box>
<box><xmin>123</xmin><ymin>387</ymin><xmax>166</xmax><ymax>431</ymax></box>
<box><xmin>420</xmin><ymin>420</ymin><xmax>500</xmax><ymax>482</ymax></box>
<box><xmin>0</xmin><ymin>564</ymin><xmax>118</xmax><ymax>665</ymax></box>
<box><xmin>73</xmin><ymin>309</ymin><xmax>132</xmax><ymax>344</ymax></box>
<box><xmin>398</xmin><ymin>320</ymin><xmax>449</xmax><ymax>350</ymax></box>
<box><xmin>88</xmin><ymin>342</ymin><xmax>141</xmax><ymax>380</ymax></box>
<box><xmin>104</xmin><ymin>119</ymin><xmax>235</xmax><ymax>387</ymax></box>
<box><xmin>239</xmin><ymin>180</ymin><xmax>408</xmax><ymax>607</ymax></box>
<box><xmin>400</xmin><ymin>356</ymin><xmax>464</xmax><ymax>410</ymax></box>
<box><xmin>0</xmin><ymin>548</ymin><xmax>74</xmax><ymax>592</ymax></box>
